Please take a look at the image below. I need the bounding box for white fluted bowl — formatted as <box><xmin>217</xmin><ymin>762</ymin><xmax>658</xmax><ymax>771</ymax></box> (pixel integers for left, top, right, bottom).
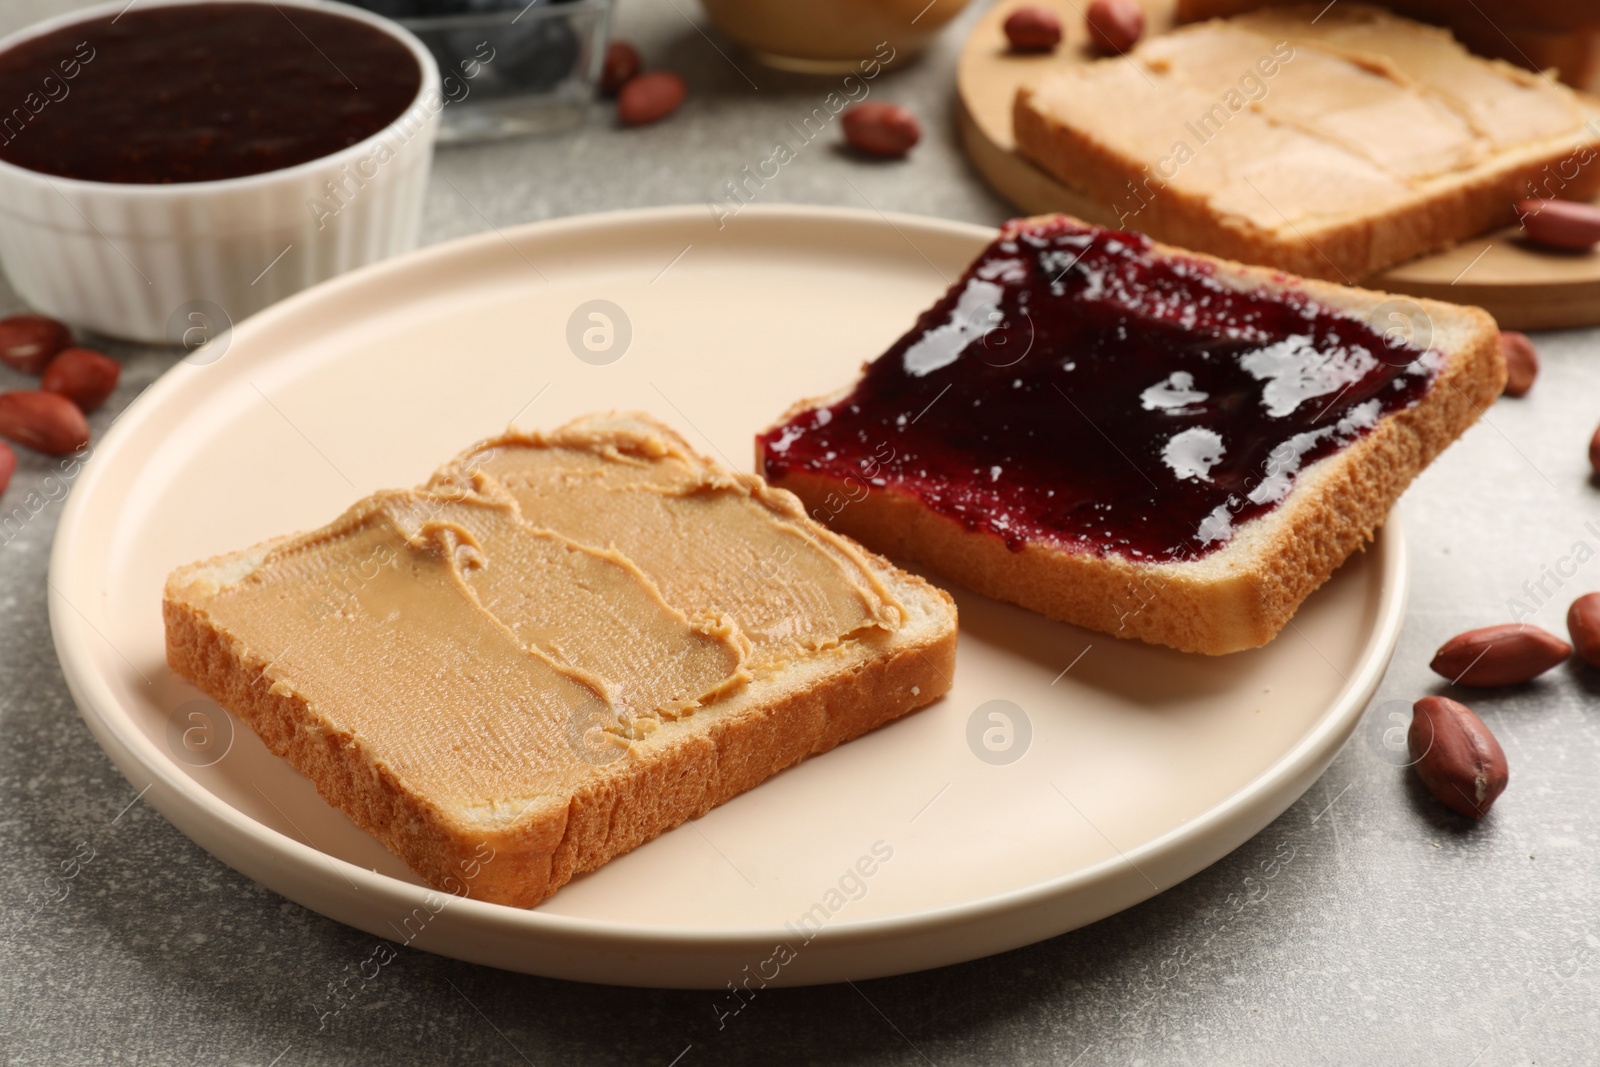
<box><xmin>0</xmin><ymin>0</ymin><xmax>441</xmax><ymax>344</ymax></box>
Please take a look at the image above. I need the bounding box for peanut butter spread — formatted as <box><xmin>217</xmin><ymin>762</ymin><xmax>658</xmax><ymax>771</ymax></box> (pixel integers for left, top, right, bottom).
<box><xmin>182</xmin><ymin>416</ymin><xmax>904</xmax><ymax>809</ymax></box>
<box><xmin>1022</xmin><ymin>4</ymin><xmax>1596</xmax><ymax>232</ymax></box>
<box><xmin>441</xmin><ymin>422</ymin><xmax>903</xmax><ymax>667</ymax></box>
<box><xmin>1233</xmin><ymin>9</ymin><xmax>1585</xmax><ymax>149</ymax></box>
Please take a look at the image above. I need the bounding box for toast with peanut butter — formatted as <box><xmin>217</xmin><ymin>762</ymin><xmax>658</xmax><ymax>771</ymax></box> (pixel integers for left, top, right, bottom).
<box><xmin>163</xmin><ymin>413</ymin><xmax>957</xmax><ymax>907</ymax></box>
<box><xmin>1013</xmin><ymin>3</ymin><xmax>1600</xmax><ymax>281</ymax></box>
<box><xmin>1174</xmin><ymin>0</ymin><xmax>1600</xmax><ymax>93</ymax></box>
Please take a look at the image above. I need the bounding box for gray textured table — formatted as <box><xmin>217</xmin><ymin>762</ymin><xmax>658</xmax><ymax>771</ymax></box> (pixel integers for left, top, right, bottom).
<box><xmin>3</xmin><ymin>1</ymin><xmax>1599</xmax><ymax>1063</ymax></box>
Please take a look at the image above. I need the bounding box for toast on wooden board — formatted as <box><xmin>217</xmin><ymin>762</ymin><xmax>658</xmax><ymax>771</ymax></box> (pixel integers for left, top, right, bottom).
<box><xmin>1014</xmin><ymin>4</ymin><xmax>1600</xmax><ymax>281</ymax></box>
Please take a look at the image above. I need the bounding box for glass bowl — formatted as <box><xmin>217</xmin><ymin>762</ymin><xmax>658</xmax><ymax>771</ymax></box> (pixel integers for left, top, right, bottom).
<box><xmin>340</xmin><ymin>0</ymin><xmax>613</xmax><ymax>141</ymax></box>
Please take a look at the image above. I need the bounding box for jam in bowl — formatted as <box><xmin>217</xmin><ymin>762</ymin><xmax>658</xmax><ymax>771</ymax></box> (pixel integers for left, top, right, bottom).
<box><xmin>0</xmin><ymin>0</ymin><xmax>443</xmax><ymax>343</ymax></box>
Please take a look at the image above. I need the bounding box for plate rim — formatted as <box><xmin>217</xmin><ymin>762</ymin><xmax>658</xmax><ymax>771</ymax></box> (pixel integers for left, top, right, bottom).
<box><xmin>47</xmin><ymin>202</ymin><xmax>1408</xmax><ymax>979</ymax></box>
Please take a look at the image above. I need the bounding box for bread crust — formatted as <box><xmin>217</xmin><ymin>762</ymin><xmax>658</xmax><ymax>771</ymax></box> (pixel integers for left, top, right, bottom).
<box><xmin>758</xmin><ymin>220</ymin><xmax>1504</xmax><ymax>655</ymax></box>
<box><xmin>163</xmin><ymin>426</ymin><xmax>959</xmax><ymax>908</ymax></box>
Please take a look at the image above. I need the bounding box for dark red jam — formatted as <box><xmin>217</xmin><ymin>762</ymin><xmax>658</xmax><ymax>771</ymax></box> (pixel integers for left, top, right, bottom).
<box><xmin>0</xmin><ymin>3</ymin><xmax>421</xmax><ymax>184</ymax></box>
<box><xmin>759</xmin><ymin>218</ymin><xmax>1442</xmax><ymax>563</ymax></box>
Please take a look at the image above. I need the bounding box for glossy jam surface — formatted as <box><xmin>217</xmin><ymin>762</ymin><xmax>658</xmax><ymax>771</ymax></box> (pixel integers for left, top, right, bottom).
<box><xmin>0</xmin><ymin>4</ymin><xmax>421</xmax><ymax>184</ymax></box>
<box><xmin>760</xmin><ymin>218</ymin><xmax>1441</xmax><ymax>563</ymax></box>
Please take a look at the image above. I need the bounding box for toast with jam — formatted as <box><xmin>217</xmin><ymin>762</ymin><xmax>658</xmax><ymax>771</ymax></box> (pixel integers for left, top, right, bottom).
<box><xmin>758</xmin><ymin>215</ymin><xmax>1502</xmax><ymax>654</ymax></box>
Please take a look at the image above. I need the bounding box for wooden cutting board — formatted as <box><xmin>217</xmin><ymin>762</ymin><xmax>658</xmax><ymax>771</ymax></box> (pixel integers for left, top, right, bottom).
<box><xmin>957</xmin><ymin>0</ymin><xmax>1600</xmax><ymax>330</ymax></box>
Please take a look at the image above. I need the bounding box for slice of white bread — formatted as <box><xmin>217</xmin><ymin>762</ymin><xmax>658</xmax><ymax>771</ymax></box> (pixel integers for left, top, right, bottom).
<box><xmin>164</xmin><ymin>413</ymin><xmax>957</xmax><ymax>907</ymax></box>
<box><xmin>1013</xmin><ymin>3</ymin><xmax>1600</xmax><ymax>282</ymax></box>
<box><xmin>1176</xmin><ymin>0</ymin><xmax>1598</xmax><ymax>33</ymax></box>
<box><xmin>1176</xmin><ymin>0</ymin><xmax>1600</xmax><ymax>93</ymax></box>
<box><xmin>757</xmin><ymin>216</ymin><xmax>1503</xmax><ymax>656</ymax></box>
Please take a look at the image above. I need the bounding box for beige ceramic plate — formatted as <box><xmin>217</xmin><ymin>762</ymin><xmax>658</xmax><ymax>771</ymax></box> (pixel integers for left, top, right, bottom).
<box><xmin>49</xmin><ymin>205</ymin><xmax>1404</xmax><ymax>988</ymax></box>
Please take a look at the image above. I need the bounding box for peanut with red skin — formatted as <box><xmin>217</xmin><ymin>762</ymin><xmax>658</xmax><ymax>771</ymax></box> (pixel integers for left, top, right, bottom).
<box><xmin>1567</xmin><ymin>593</ymin><xmax>1600</xmax><ymax>668</ymax></box>
<box><xmin>618</xmin><ymin>71</ymin><xmax>685</xmax><ymax>126</ymax></box>
<box><xmin>842</xmin><ymin>103</ymin><xmax>921</xmax><ymax>158</ymax></box>
<box><xmin>1499</xmin><ymin>331</ymin><xmax>1538</xmax><ymax>398</ymax></box>
<box><xmin>1517</xmin><ymin>198</ymin><xmax>1600</xmax><ymax>250</ymax></box>
<box><xmin>0</xmin><ymin>390</ymin><xmax>90</xmax><ymax>455</ymax></box>
<box><xmin>1086</xmin><ymin>0</ymin><xmax>1144</xmax><ymax>54</ymax></box>
<box><xmin>601</xmin><ymin>40</ymin><xmax>641</xmax><ymax>95</ymax></box>
<box><xmin>1409</xmin><ymin>696</ymin><xmax>1508</xmax><ymax>819</ymax></box>
<box><xmin>0</xmin><ymin>314</ymin><xmax>72</xmax><ymax>375</ymax></box>
<box><xmin>1428</xmin><ymin>623</ymin><xmax>1570</xmax><ymax>687</ymax></box>
<box><xmin>42</xmin><ymin>348</ymin><xmax>119</xmax><ymax>412</ymax></box>
<box><xmin>1004</xmin><ymin>6</ymin><xmax>1063</xmax><ymax>52</ymax></box>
